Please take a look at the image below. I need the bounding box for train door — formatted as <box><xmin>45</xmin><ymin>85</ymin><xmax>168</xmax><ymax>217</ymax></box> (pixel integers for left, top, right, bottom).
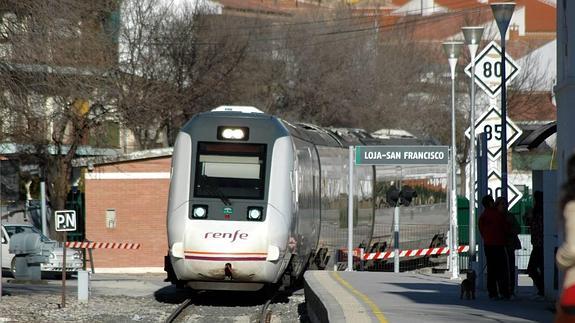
<box><xmin>309</xmin><ymin>145</ymin><xmax>321</xmax><ymax>262</ymax></box>
<box><xmin>291</xmin><ymin>138</ymin><xmax>320</xmax><ymax>277</ymax></box>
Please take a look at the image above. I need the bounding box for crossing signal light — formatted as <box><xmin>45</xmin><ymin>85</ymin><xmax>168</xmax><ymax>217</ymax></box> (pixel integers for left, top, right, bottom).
<box><xmin>386</xmin><ymin>186</ymin><xmax>400</xmax><ymax>207</ymax></box>
<box><xmin>386</xmin><ymin>185</ymin><xmax>418</xmax><ymax>207</ymax></box>
<box><xmin>400</xmin><ymin>185</ymin><xmax>417</xmax><ymax>207</ymax></box>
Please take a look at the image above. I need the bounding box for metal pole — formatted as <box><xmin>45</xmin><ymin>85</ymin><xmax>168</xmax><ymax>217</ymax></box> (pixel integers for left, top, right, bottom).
<box><xmin>449</xmin><ymin>57</ymin><xmax>460</xmax><ymax>279</ymax></box>
<box><xmin>41</xmin><ymin>180</ymin><xmax>49</xmax><ymax>238</ymax></box>
<box><xmin>500</xmin><ymin>31</ymin><xmax>508</xmax><ymax>204</ymax></box>
<box><xmin>347</xmin><ymin>146</ymin><xmax>354</xmax><ymax>271</ymax></box>
<box><xmin>62</xmin><ymin>231</ymin><xmax>67</xmax><ymax>308</ymax></box>
<box><xmin>469</xmin><ymin>45</ymin><xmax>478</xmax><ymax>260</ymax></box>
<box><xmin>393</xmin><ymin>206</ymin><xmax>400</xmax><ymax>273</ymax></box>
<box><xmin>0</xmin><ymin>157</ymin><xmax>2</xmax><ymax>300</ymax></box>
<box><xmin>491</xmin><ymin>2</ymin><xmax>514</xmax><ymax>205</ymax></box>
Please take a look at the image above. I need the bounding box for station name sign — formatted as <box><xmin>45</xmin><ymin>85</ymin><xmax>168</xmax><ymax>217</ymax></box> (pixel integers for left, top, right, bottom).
<box><xmin>355</xmin><ymin>146</ymin><xmax>449</xmax><ymax>165</ymax></box>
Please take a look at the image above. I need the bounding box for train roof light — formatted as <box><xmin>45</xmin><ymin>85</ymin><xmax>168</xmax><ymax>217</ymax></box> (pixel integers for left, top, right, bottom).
<box><xmin>211</xmin><ymin>106</ymin><xmax>264</xmax><ymax>113</ymax></box>
<box><xmin>218</xmin><ymin>126</ymin><xmax>249</xmax><ymax>140</ymax></box>
<box><xmin>223</xmin><ymin>128</ymin><xmax>245</xmax><ymax>140</ymax></box>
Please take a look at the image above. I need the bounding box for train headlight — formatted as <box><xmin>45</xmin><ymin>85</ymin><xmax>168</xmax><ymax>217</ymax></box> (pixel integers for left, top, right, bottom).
<box><xmin>191</xmin><ymin>205</ymin><xmax>208</xmax><ymax>219</ymax></box>
<box><xmin>247</xmin><ymin>207</ymin><xmax>263</xmax><ymax>221</ymax></box>
<box><xmin>218</xmin><ymin>126</ymin><xmax>249</xmax><ymax>140</ymax></box>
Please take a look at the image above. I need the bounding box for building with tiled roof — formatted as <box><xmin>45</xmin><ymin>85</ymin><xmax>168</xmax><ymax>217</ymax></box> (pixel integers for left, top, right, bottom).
<box><xmin>216</xmin><ymin>0</ymin><xmax>324</xmax><ymax>18</ymax></box>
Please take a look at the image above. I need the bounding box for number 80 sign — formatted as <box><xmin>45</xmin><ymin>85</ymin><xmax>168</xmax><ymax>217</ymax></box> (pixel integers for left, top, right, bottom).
<box><xmin>464</xmin><ymin>41</ymin><xmax>520</xmax><ymax>99</ymax></box>
<box><xmin>465</xmin><ymin>106</ymin><xmax>523</xmax><ymax>161</ymax></box>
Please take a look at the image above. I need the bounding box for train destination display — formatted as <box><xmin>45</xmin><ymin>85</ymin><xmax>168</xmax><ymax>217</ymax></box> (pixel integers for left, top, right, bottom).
<box><xmin>355</xmin><ymin>146</ymin><xmax>449</xmax><ymax>165</ymax></box>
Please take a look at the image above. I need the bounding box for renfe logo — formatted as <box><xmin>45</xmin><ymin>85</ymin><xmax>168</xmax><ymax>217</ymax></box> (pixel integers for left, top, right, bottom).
<box><xmin>204</xmin><ymin>230</ymin><xmax>248</xmax><ymax>243</ymax></box>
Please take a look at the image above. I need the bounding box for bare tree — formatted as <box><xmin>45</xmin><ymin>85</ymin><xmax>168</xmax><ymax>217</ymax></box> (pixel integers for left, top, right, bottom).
<box><xmin>116</xmin><ymin>0</ymin><xmax>252</xmax><ymax>149</ymax></box>
<box><xmin>115</xmin><ymin>0</ymin><xmax>179</xmax><ymax>151</ymax></box>
<box><xmin>0</xmin><ymin>0</ymin><xmax>117</xmax><ymax>237</ymax></box>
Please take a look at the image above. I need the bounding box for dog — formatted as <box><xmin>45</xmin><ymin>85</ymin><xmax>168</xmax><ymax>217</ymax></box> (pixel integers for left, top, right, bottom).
<box><xmin>460</xmin><ymin>269</ymin><xmax>476</xmax><ymax>300</ymax></box>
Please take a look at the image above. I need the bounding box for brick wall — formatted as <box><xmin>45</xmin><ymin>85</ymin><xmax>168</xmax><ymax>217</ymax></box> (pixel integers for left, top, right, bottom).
<box><xmin>84</xmin><ymin>157</ymin><xmax>171</xmax><ymax>269</ymax></box>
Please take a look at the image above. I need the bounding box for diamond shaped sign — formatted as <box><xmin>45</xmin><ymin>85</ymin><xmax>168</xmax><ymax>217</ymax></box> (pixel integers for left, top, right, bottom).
<box><xmin>465</xmin><ymin>41</ymin><xmax>520</xmax><ymax>98</ymax></box>
<box><xmin>487</xmin><ymin>170</ymin><xmax>523</xmax><ymax>209</ymax></box>
<box><xmin>465</xmin><ymin>106</ymin><xmax>523</xmax><ymax>161</ymax></box>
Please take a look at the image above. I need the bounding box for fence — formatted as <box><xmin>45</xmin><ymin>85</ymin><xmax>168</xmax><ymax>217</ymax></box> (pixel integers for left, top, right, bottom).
<box><xmin>335</xmin><ymin>224</ymin><xmax>534</xmax><ymax>273</ymax></box>
<box><xmin>343</xmin><ymin>223</ymin><xmax>451</xmax><ymax>272</ymax></box>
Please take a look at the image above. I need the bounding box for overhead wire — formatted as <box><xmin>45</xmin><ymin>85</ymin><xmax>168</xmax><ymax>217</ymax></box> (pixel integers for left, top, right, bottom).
<box><xmin>149</xmin><ymin>4</ymin><xmax>486</xmax><ymax>43</ymax></box>
<box><xmin>182</xmin><ymin>0</ymin><xmax>488</xmax><ymax>33</ymax></box>
<box><xmin>125</xmin><ymin>0</ymin><xmax>487</xmax><ymax>48</ymax></box>
<box><xmin>144</xmin><ymin>4</ymin><xmax>488</xmax><ymax>56</ymax></box>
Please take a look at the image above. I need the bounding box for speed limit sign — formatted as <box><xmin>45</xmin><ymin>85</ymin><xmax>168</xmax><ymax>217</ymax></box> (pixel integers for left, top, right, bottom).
<box><xmin>487</xmin><ymin>170</ymin><xmax>523</xmax><ymax>209</ymax></box>
<box><xmin>465</xmin><ymin>106</ymin><xmax>523</xmax><ymax>161</ymax></box>
<box><xmin>464</xmin><ymin>41</ymin><xmax>520</xmax><ymax>98</ymax></box>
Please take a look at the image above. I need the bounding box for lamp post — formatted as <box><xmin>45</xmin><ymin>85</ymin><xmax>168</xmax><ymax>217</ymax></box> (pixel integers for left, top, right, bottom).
<box><xmin>491</xmin><ymin>2</ymin><xmax>515</xmax><ymax>205</ymax></box>
<box><xmin>462</xmin><ymin>26</ymin><xmax>484</xmax><ymax>262</ymax></box>
<box><xmin>443</xmin><ymin>41</ymin><xmax>464</xmax><ymax>279</ymax></box>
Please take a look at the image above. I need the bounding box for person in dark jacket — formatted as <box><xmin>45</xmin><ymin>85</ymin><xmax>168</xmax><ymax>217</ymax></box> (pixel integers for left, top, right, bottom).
<box><xmin>527</xmin><ymin>190</ymin><xmax>544</xmax><ymax>297</ymax></box>
<box><xmin>496</xmin><ymin>197</ymin><xmax>521</xmax><ymax>297</ymax></box>
<box><xmin>479</xmin><ymin>195</ymin><xmax>511</xmax><ymax>299</ymax></box>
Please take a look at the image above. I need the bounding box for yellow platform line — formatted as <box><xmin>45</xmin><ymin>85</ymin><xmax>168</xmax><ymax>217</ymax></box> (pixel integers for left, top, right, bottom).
<box><xmin>331</xmin><ymin>272</ymin><xmax>389</xmax><ymax>323</ymax></box>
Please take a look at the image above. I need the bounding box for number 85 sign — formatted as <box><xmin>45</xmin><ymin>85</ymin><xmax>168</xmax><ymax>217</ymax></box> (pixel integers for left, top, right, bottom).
<box><xmin>465</xmin><ymin>106</ymin><xmax>523</xmax><ymax>161</ymax></box>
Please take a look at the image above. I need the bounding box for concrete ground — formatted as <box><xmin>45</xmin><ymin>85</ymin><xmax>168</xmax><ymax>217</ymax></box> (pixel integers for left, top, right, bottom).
<box><xmin>305</xmin><ymin>271</ymin><xmax>556</xmax><ymax>323</ymax></box>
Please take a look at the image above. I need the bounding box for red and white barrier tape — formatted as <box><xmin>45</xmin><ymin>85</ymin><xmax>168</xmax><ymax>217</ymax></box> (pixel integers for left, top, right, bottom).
<box><xmin>65</xmin><ymin>241</ymin><xmax>141</xmax><ymax>249</ymax></box>
<box><xmin>362</xmin><ymin>245</ymin><xmax>470</xmax><ymax>261</ymax></box>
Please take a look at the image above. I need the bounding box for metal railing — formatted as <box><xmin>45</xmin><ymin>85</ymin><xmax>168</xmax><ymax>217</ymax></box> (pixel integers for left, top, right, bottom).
<box><xmin>332</xmin><ymin>224</ymin><xmax>535</xmax><ymax>273</ymax></box>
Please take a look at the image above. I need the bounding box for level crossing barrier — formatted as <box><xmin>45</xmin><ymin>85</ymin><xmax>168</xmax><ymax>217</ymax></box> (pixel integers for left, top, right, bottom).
<box><xmin>65</xmin><ymin>241</ymin><xmax>140</xmax><ymax>249</ymax></box>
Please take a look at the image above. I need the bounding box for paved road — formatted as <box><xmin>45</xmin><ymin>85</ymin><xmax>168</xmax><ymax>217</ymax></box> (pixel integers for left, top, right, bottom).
<box><xmin>1</xmin><ymin>272</ymin><xmax>172</xmax><ymax>298</ymax></box>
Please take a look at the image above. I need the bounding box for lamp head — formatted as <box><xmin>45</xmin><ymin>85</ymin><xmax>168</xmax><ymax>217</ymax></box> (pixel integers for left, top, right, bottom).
<box><xmin>491</xmin><ymin>2</ymin><xmax>516</xmax><ymax>35</ymax></box>
<box><xmin>462</xmin><ymin>26</ymin><xmax>484</xmax><ymax>45</ymax></box>
<box><xmin>442</xmin><ymin>41</ymin><xmax>464</xmax><ymax>59</ymax></box>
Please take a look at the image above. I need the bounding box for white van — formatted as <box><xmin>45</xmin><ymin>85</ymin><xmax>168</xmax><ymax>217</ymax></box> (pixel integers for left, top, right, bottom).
<box><xmin>1</xmin><ymin>223</ymin><xmax>83</xmax><ymax>276</ymax></box>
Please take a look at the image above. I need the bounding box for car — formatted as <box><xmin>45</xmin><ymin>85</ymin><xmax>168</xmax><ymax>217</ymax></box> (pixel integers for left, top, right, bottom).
<box><xmin>1</xmin><ymin>223</ymin><xmax>83</xmax><ymax>277</ymax></box>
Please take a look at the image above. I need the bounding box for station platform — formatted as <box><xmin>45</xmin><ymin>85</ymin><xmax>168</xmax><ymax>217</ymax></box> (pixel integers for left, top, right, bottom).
<box><xmin>304</xmin><ymin>270</ymin><xmax>556</xmax><ymax>323</ymax></box>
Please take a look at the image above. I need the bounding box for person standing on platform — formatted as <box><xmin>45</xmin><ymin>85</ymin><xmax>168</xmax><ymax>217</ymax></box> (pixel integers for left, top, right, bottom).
<box><xmin>496</xmin><ymin>197</ymin><xmax>521</xmax><ymax>298</ymax></box>
<box><xmin>527</xmin><ymin>190</ymin><xmax>544</xmax><ymax>297</ymax></box>
<box><xmin>556</xmin><ymin>155</ymin><xmax>575</xmax><ymax>322</ymax></box>
<box><xmin>479</xmin><ymin>195</ymin><xmax>511</xmax><ymax>300</ymax></box>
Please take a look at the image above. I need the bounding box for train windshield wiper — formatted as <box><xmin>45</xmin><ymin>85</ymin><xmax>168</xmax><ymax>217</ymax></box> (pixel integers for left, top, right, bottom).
<box><xmin>200</xmin><ymin>175</ymin><xmax>231</xmax><ymax>206</ymax></box>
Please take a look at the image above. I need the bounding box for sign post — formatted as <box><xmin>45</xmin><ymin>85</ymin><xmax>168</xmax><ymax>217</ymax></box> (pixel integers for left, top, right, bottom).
<box><xmin>465</xmin><ymin>40</ymin><xmax>521</xmax><ymax>206</ymax></box>
<box><xmin>354</xmin><ymin>145</ymin><xmax>449</xmax><ymax>272</ymax></box>
<box><xmin>465</xmin><ymin>40</ymin><xmax>522</xmax><ymax>282</ymax></box>
<box><xmin>55</xmin><ymin>210</ymin><xmax>77</xmax><ymax>308</ymax></box>
<box><xmin>347</xmin><ymin>146</ymin><xmax>354</xmax><ymax>271</ymax></box>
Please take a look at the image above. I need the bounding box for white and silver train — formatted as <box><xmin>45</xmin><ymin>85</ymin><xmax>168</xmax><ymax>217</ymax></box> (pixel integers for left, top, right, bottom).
<box><xmin>165</xmin><ymin>105</ymin><xmax>437</xmax><ymax>291</ymax></box>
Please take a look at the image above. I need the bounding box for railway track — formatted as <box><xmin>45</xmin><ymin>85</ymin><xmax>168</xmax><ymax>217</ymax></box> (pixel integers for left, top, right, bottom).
<box><xmin>164</xmin><ymin>286</ymin><xmax>307</xmax><ymax>323</ymax></box>
<box><xmin>166</xmin><ymin>297</ymin><xmax>194</xmax><ymax>323</ymax></box>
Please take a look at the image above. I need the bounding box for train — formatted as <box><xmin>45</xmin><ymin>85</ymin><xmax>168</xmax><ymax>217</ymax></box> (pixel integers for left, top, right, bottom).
<box><xmin>165</xmin><ymin>105</ymin><xmax>448</xmax><ymax>291</ymax></box>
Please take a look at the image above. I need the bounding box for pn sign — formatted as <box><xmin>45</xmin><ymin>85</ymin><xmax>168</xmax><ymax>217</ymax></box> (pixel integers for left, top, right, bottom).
<box><xmin>55</xmin><ymin>210</ymin><xmax>77</xmax><ymax>232</ymax></box>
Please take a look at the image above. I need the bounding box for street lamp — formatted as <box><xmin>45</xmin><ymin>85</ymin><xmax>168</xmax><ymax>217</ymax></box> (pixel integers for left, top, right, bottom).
<box><xmin>462</xmin><ymin>26</ymin><xmax>484</xmax><ymax>262</ymax></box>
<box><xmin>443</xmin><ymin>41</ymin><xmax>464</xmax><ymax>279</ymax></box>
<box><xmin>491</xmin><ymin>2</ymin><xmax>515</xmax><ymax>206</ymax></box>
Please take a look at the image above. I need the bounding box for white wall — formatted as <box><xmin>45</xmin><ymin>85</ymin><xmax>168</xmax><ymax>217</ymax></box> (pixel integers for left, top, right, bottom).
<box><xmin>393</xmin><ymin>0</ymin><xmax>448</xmax><ymax>16</ymax></box>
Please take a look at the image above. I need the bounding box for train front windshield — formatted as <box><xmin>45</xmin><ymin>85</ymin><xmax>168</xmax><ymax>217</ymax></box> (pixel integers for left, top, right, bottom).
<box><xmin>194</xmin><ymin>142</ymin><xmax>267</xmax><ymax>200</ymax></box>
